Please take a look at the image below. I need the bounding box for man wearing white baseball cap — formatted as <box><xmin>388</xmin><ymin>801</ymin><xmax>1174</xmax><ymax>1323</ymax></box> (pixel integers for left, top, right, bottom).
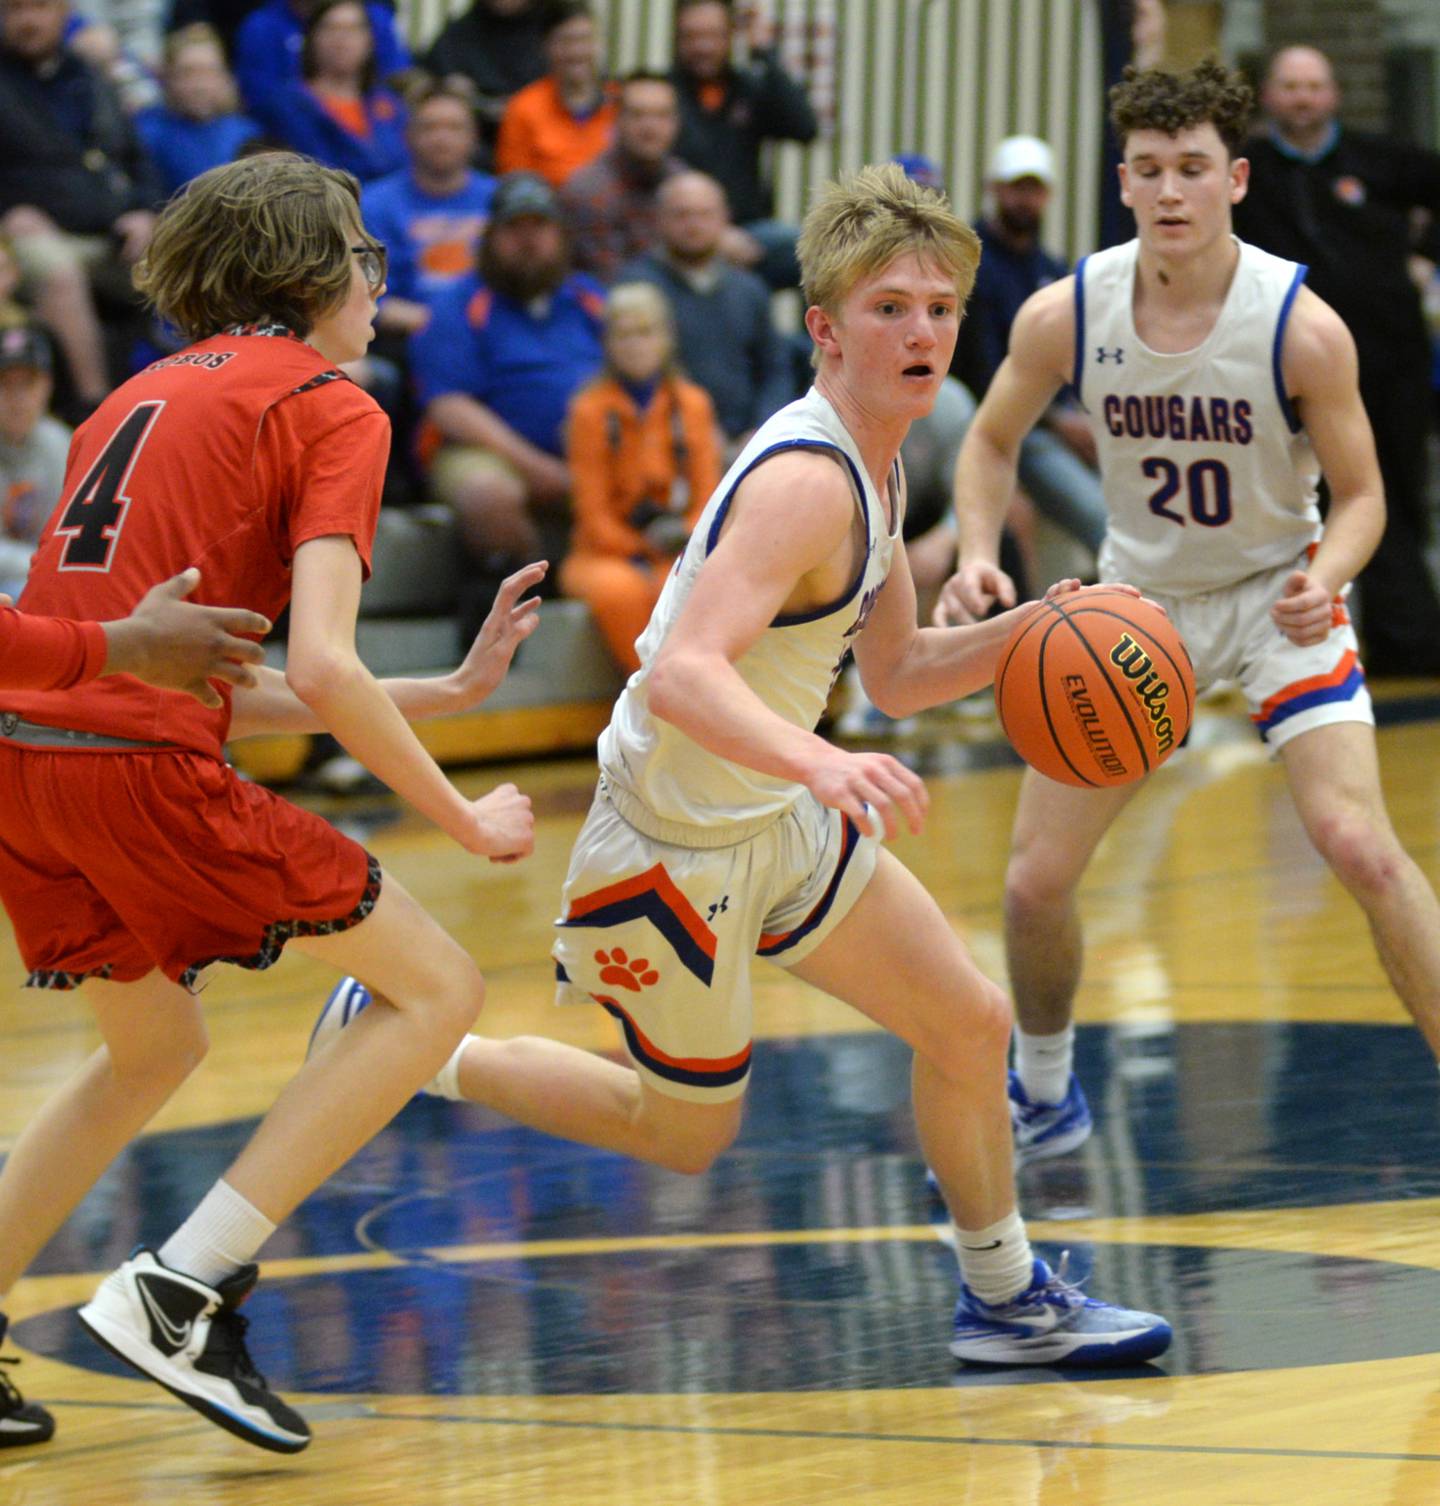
<box><xmin>951</xmin><ymin>135</ymin><xmax>1106</xmax><ymax>566</ymax></box>
<box><xmin>988</xmin><ymin>134</ymin><xmax>1056</xmax><ymax>186</ymax></box>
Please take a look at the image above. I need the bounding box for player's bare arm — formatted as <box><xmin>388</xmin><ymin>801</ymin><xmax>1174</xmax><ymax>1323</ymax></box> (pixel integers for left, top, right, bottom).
<box><xmin>855</xmin><ymin>538</ymin><xmax>1086</xmax><ymax>717</ymax></box>
<box><xmin>1274</xmin><ymin>288</ymin><xmax>1385</xmax><ymax>647</ymax></box>
<box><xmin>647</xmin><ymin>450</ymin><xmax>928</xmax><ymax>839</ymax></box>
<box><xmin>100</xmin><ymin>568</ymin><xmax>272</xmax><ymax>707</ymax></box>
<box><xmin>283</xmin><ymin>535</ymin><xmax>534</xmax><ymax>862</ymax></box>
<box><xmin>228</xmin><ymin>560</ymin><xmax>546</xmax><ymax>737</ymax></box>
<box><xmin>936</xmin><ymin>279</ymin><xmax>1075</xmax><ymax>625</ymax></box>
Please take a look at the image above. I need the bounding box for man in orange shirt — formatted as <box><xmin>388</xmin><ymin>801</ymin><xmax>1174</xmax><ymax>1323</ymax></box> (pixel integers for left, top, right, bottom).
<box><xmin>494</xmin><ymin>0</ymin><xmax>616</xmax><ymax>188</ymax></box>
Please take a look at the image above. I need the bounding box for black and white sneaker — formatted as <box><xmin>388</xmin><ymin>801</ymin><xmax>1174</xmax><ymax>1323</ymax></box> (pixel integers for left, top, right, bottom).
<box><xmin>77</xmin><ymin>1248</ymin><xmax>310</xmax><ymax>1453</ymax></box>
<box><xmin>0</xmin><ymin>1312</ymin><xmax>54</xmax><ymax>1448</ymax></box>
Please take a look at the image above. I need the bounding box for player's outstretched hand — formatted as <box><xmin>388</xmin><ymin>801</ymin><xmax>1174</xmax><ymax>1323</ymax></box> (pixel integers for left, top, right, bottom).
<box><xmin>1270</xmin><ymin>569</ymin><xmax>1334</xmax><ymax>647</ymax></box>
<box><xmin>463</xmin><ymin>781</ymin><xmax>535</xmax><ymax>863</ymax></box>
<box><xmin>805</xmin><ymin>746</ymin><xmax>929</xmax><ymax>840</ymax></box>
<box><xmin>933</xmin><ymin>560</ymin><xmax>1017</xmax><ymax>626</ymax></box>
<box><xmin>104</xmin><ymin>568</ymin><xmax>271</xmax><ymax>707</ymax></box>
<box><xmin>454</xmin><ymin>561</ymin><xmax>547</xmax><ymax>705</ymax></box>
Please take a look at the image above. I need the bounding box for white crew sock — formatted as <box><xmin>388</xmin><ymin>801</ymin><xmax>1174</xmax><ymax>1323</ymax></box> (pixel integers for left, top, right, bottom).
<box><xmin>955</xmin><ymin>1210</ymin><xmax>1035</xmax><ymax>1306</ymax></box>
<box><xmin>1013</xmin><ymin>1024</ymin><xmax>1074</xmax><ymax>1107</ymax></box>
<box><xmin>425</xmin><ymin>1037</ymin><xmax>471</xmax><ymax>1100</ymax></box>
<box><xmin>159</xmin><ymin>1179</ymin><xmax>277</xmax><ymax>1288</ymax></box>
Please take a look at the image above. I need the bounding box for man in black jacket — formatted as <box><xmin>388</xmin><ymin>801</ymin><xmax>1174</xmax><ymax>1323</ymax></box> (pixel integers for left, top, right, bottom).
<box><xmin>423</xmin><ymin>0</ymin><xmax>546</xmax><ymax>160</ymax></box>
<box><xmin>670</xmin><ymin>0</ymin><xmax>817</xmax><ymax>289</ymax></box>
<box><xmin>1235</xmin><ymin>44</ymin><xmax>1440</xmax><ymax>676</ymax></box>
<box><xmin>0</xmin><ymin>0</ymin><xmax>160</xmax><ymax>412</ymax></box>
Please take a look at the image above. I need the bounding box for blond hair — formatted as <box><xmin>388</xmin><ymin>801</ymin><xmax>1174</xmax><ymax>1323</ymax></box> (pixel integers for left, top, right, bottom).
<box><xmin>602</xmin><ymin>281</ymin><xmax>677</xmax><ymax>376</ymax></box>
<box><xmin>135</xmin><ymin>153</ymin><xmax>366</xmax><ymax>340</ymax></box>
<box><xmin>798</xmin><ymin>162</ymin><xmax>980</xmax><ymax>317</ymax></box>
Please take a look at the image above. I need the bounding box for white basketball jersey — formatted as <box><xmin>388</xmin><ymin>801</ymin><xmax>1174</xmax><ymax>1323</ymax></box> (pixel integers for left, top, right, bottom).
<box><xmin>1076</xmin><ymin>237</ymin><xmax>1321</xmax><ymax>597</ymax></box>
<box><xmin>599</xmin><ymin>387</ymin><xmax>901</xmax><ymax>842</ymax></box>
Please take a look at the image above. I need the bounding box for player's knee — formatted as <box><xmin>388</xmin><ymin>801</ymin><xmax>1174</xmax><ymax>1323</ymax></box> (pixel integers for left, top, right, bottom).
<box><xmin>1005</xmin><ymin>851</ymin><xmax>1077</xmax><ymax>923</ymax></box>
<box><xmin>915</xmin><ymin>980</ymin><xmax>1011</xmax><ymax>1080</ymax></box>
<box><xmin>646</xmin><ymin>1105</ymin><xmax>742</xmax><ymax>1174</ymax></box>
<box><xmin>112</xmin><ymin>1017</ymin><xmax>208</xmax><ymax>1089</ymax></box>
<box><xmin>417</xmin><ymin>956</ymin><xmax>485</xmax><ymax>1041</ymax></box>
<box><xmin>658</xmin><ymin>1130</ymin><xmax>735</xmax><ymax>1176</ymax></box>
<box><xmin>1311</xmin><ymin>810</ymin><xmax>1403</xmax><ymax>897</ymax></box>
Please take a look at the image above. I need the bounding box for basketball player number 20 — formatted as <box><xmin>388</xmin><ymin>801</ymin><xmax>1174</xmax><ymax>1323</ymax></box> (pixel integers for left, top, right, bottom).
<box><xmin>1142</xmin><ymin>456</ymin><xmax>1232</xmax><ymax>528</ymax></box>
<box><xmin>55</xmin><ymin>401</ymin><xmax>166</xmax><ymax>571</ymax></box>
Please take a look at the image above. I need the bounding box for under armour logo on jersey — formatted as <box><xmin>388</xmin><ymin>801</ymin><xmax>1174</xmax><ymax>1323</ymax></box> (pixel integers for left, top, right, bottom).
<box><xmin>1096</xmin><ymin>346</ymin><xmax>1125</xmax><ymax>364</ymax></box>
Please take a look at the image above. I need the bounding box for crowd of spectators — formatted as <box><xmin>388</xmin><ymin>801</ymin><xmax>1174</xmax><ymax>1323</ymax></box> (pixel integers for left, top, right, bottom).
<box><xmin>3</xmin><ymin>0</ymin><xmax>1439</xmax><ymax>693</ymax></box>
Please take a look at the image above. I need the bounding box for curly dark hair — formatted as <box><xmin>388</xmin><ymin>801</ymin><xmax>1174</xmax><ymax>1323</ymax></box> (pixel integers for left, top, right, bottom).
<box><xmin>1109</xmin><ymin>58</ymin><xmax>1255</xmax><ymax>158</ymax></box>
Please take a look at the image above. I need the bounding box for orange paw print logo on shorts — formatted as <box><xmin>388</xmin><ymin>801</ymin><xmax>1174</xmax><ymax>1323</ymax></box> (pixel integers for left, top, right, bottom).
<box><xmin>595</xmin><ymin>947</ymin><xmax>659</xmax><ymax>992</ymax></box>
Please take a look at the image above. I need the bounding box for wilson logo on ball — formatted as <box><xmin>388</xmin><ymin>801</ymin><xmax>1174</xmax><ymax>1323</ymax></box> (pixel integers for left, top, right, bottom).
<box><xmin>1109</xmin><ymin>633</ymin><xmax>1177</xmax><ymax>753</ymax></box>
<box><xmin>993</xmin><ymin>589</ymin><xmax>1196</xmax><ymax>789</ymax></box>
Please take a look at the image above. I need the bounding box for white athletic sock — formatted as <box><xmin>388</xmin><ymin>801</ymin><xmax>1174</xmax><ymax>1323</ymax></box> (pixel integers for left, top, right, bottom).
<box><xmin>158</xmin><ymin>1179</ymin><xmax>276</xmax><ymax>1288</ymax></box>
<box><xmin>1014</xmin><ymin>1024</ymin><xmax>1074</xmax><ymax>1107</ymax></box>
<box><xmin>955</xmin><ymin>1211</ymin><xmax>1035</xmax><ymax>1306</ymax></box>
<box><xmin>425</xmin><ymin>1037</ymin><xmax>470</xmax><ymax>1100</ymax></box>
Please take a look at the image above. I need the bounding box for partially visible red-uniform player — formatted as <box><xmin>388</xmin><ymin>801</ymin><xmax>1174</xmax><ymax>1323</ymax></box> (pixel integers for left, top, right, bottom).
<box><xmin>0</xmin><ymin>568</ymin><xmax>270</xmax><ymax>696</ymax></box>
<box><xmin>0</xmin><ymin>153</ymin><xmax>542</xmax><ymax>1456</ymax></box>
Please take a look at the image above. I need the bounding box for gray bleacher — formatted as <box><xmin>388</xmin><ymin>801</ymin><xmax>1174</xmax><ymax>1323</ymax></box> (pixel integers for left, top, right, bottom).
<box><xmin>266</xmin><ymin>505</ymin><xmax>623</xmax><ymax>714</ymax></box>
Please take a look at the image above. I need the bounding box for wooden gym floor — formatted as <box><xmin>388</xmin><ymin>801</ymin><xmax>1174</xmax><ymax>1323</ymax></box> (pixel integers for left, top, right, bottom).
<box><xmin>5</xmin><ymin>685</ymin><xmax>1440</xmax><ymax>1505</ymax></box>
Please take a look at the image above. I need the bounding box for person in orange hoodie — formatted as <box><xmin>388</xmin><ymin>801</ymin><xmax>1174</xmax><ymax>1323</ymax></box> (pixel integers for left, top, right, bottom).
<box><xmin>494</xmin><ymin>0</ymin><xmax>617</xmax><ymax>187</ymax></box>
<box><xmin>562</xmin><ymin>280</ymin><xmax>720</xmax><ymax>673</ymax></box>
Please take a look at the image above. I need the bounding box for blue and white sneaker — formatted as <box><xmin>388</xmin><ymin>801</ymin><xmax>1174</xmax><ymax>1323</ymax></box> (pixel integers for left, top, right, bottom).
<box><xmin>306</xmin><ymin>976</ymin><xmax>373</xmax><ymax>1060</ymax></box>
<box><xmin>1010</xmin><ymin>1071</ymin><xmax>1092</xmax><ymax>1165</ymax></box>
<box><xmin>951</xmin><ymin>1255</ymin><xmax>1172</xmax><ymax>1365</ymax></box>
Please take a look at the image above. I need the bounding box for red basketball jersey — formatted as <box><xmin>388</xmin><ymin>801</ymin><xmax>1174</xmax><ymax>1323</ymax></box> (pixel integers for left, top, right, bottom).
<box><xmin>0</xmin><ymin>326</ymin><xmax>389</xmax><ymax>756</ymax></box>
<box><xmin>0</xmin><ymin>608</ymin><xmax>107</xmax><ymax>691</ymax></box>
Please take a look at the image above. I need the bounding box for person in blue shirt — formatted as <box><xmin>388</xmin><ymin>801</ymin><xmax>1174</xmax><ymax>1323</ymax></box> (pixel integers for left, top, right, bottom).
<box><xmin>363</xmin><ymin>78</ymin><xmax>496</xmax><ymax>338</ymax></box>
<box><xmin>411</xmin><ymin>170</ymin><xmax>604</xmax><ymax>603</ymax></box>
<box><xmin>233</xmin><ymin>0</ymin><xmax>408</xmax><ymax>136</ymax></box>
<box><xmin>134</xmin><ymin>24</ymin><xmax>262</xmax><ymax>197</ymax></box>
<box><xmin>951</xmin><ymin>135</ymin><xmax>1107</xmax><ymax>559</ymax></box>
<box><xmin>264</xmin><ymin>0</ymin><xmax>407</xmax><ymax>183</ymax></box>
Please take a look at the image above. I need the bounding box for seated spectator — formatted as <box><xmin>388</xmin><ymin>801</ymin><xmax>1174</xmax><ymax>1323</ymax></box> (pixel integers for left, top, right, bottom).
<box><xmin>0</xmin><ymin>324</ymin><xmax>70</xmax><ymax>598</ymax></box>
<box><xmin>950</xmin><ymin>135</ymin><xmax>1106</xmax><ymax>559</ymax></box>
<box><xmin>561</xmin><ymin>70</ymin><xmax>684</xmax><ymax>285</ymax></box>
<box><xmin>561</xmin><ymin>281</ymin><xmax>718</xmax><ymax>672</ymax></box>
<box><xmin>0</xmin><ymin>0</ymin><xmax>161</xmax><ymax>413</ymax></box>
<box><xmin>266</xmin><ymin>0</ymin><xmax>407</xmax><ymax>183</ymax></box>
<box><xmin>135</xmin><ymin>24</ymin><xmax>262</xmax><ymax>197</ymax></box>
<box><xmin>423</xmin><ymin>0</ymin><xmax>546</xmax><ymax>152</ymax></box>
<box><xmin>900</xmin><ymin>374</ymin><xmax>975</xmax><ymax>623</ymax></box>
<box><xmin>364</xmin><ymin>78</ymin><xmax>496</xmax><ymax>337</ymax></box>
<box><xmin>233</xmin><ymin>0</ymin><xmax>408</xmax><ymax>132</ymax></box>
<box><xmin>494</xmin><ymin>0</ymin><xmax>615</xmax><ymax>188</ymax></box>
<box><xmin>620</xmin><ymin>170</ymin><xmax>793</xmax><ymax>456</ymax></box>
<box><xmin>670</xmin><ymin>0</ymin><xmax>817</xmax><ymax>289</ymax></box>
<box><xmin>66</xmin><ymin>2</ymin><xmax>162</xmax><ymax>111</ymax></box>
<box><xmin>411</xmin><ymin>170</ymin><xmax>604</xmax><ymax>629</ymax></box>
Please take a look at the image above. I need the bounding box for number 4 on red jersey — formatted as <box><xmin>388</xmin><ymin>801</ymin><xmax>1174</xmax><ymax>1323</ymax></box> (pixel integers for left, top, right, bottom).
<box><xmin>55</xmin><ymin>402</ymin><xmax>166</xmax><ymax>572</ymax></box>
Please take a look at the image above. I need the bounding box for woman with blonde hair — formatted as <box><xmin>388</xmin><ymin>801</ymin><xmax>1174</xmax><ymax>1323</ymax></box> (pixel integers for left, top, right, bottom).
<box><xmin>561</xmin><ymin>280</ymin><xmax>720</xmax><ymax>673</ymax></box>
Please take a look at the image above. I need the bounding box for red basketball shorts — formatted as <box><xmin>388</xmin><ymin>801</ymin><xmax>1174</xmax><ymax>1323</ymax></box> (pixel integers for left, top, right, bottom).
<box><xmin>0</xmin><ymin>744</ymin><xmax>380</xmax><ymax>991</ymax></box>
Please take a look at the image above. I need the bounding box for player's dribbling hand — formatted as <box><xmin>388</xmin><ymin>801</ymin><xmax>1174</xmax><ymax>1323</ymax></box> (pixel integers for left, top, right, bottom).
<box><xmin>454</xmin><ymin>561</ymin><xmax>547</xmax><ymax>704</ymax></box>
<box><xmin>805</xmin><ymin>748</ymin><xmax>929</xmax><ymax>840</ymax></box>
<box><xmin>932</xmin><ymin>561</ymin><xmax>1017</xmax><ymax>626</ymax></box>
<box><xmin>1270</xmin><ymin>570</ymin><xmax>1335</xmax><ymax>647</ymax></box>
<box><xmin>106</xmin><ymin>568</ymin><xmax>271</xmax><ymax>707</ymax></box>
<box><xmin>465</xmin><ymin>782</ymin><xmax>535</xmax><ymax>863</ymax></box>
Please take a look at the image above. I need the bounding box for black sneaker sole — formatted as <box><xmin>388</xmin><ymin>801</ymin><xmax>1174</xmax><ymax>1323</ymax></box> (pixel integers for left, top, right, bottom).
<box><xmin>77</xmin><ymin>1312</ymin><xmax>310</xmax><ymax>1454</ymax></box>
